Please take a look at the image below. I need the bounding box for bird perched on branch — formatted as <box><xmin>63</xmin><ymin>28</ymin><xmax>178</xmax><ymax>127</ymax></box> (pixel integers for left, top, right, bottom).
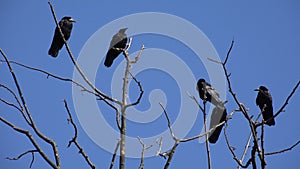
<box><xmin>48</xmin><ymin>16</ymin><xmax>76</xmax><ymax>57</ymax></box>
<box><xmin>208</xmin><ymin>106</ymin><xmax>227</xmax><ymax>144</ymax></box>
<box><xmin>197</xmin><ymin>78</ymin><xmax>222</xmax><ymax>106</ymax></box>
<box><xmin>104</xmin><ymin>28</ymin><xmax>128</xmax><ymax>67</ymax></box>
<box><xmin>255</xmin><ymin>86</ymin><xmax>275</xmax><ymax>126</ymax></box>
<box><xmin>197</xmin><ymin>78</ymin><xmax>227</xmax><ymax>144</ymax></box>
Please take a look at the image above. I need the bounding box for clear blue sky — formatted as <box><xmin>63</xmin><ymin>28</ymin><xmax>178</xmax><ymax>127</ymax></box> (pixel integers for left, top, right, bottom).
<box><xmin>1</xmin><ymin>1</ymin><xmax>300</xmax><ymax>169</ymax></box>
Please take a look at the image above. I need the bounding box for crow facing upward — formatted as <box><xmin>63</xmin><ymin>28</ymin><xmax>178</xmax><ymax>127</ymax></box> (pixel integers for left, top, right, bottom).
<box><xmin>104</xmin><ymin>28</ymin><xmax>128</xmax><ymax>67</ymax></box>
<box><xmin>48</xmin><ymin>16</ymin><xmax>76</xmax><ymax>57</ymax></box>
<box><xmin>255</xmin><ymin>86</ymin><xmax>275</xmax><ymax>126</ymax></box>
<box><xmin>197</xmin><ymin>78</ymin><xmax>221</xmax><ymax>106</ymax></box>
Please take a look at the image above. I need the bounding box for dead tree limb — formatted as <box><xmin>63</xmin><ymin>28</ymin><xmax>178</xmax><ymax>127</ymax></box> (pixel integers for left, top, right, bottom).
<box><xmin>208</xmin><ymin>40</ymin><xmax>265</xmax><ymax>167</ymax></box>
<box><xmin>265</xmin><ymin>140</ymin><xmax>300</xmax><ymax>156</ymax></box>
<box><xmin>64</xmin><ymin>100</ymin><xmax>96</xmax><ymax>169</ymax></box>
<box><xmin>137</xmin><ymin>137</ymin><xmax>158</xmax><ymax>169</ymax></box>
<box><xmin>0</xmin><ymin>116</ymin><xmax>58</xmax><ymax>169</ymax></box>
<box><xmin>202</xmin><ymin>101</ymin><xmax>212</xmax><ymax>169</ymax></box>
<box><xmin>109</xmin><ymin>139</ymin><xmax>120</xmax><ymax>169</ymax></box>
<box><xmin>1</xmin><ymin>48</ymin><xmax>60</xmax><ymax>168</ymax></box>
<box><xmin>6</xmin><ymin>149</ymin><xmax>38</xmax><ymax>168</ymax></box>
<box><xmin>48</xmin><ymin>2</ymin><xmax>119</xmax><ymax>104</ymax></box>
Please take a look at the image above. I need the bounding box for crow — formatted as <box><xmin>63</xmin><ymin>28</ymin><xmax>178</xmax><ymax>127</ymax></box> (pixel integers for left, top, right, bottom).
<box><xmin>208</xmin><ymin>106</ymin><xmax>227</xmax><ymax>144</ymax></box>
<box><xmin>197</xmin><ymin>78</ymin><xmax>227</xmax><ymax>143</ymax></box>
<box><xmin>104</xmin><ymin>28</ymin><xmax>128</xmax><ymax>67</ymax></box>
<box><xmin>255</xmin><ymin>86</ymin><xmax>275</xmax><ymax>126</ymax></box>
<box><xmin>197</xmin><ymin>78</ymin><xmax>222</xmax><ymax>106</ymax></box>
<box><xmin>48</xmin><ymin>16</ymin><xmax>76</xmax><ymax>57</ymax></box>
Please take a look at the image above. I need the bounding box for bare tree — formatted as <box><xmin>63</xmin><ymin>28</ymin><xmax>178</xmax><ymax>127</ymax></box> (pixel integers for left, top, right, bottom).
<box><xmin>1</xmin><ymin>2</ymin><xmax>299</xmax><ymax>169</ymax></box>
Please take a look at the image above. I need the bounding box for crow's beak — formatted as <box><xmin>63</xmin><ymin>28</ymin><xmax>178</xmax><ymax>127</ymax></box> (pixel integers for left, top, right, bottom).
<box><xmin>120</xmin><ymin>28</ymin><xmax>128</xmax><ymax>32</ymax></box>
<box><xmin>254</xmin><ymin>88</ymin><xmax>260</xmax><ymax>91</ymax></box>
<box><xmin>69</xmin><ymin>18</ymin><xmax>76</xmax><ymax>23</ymax></box>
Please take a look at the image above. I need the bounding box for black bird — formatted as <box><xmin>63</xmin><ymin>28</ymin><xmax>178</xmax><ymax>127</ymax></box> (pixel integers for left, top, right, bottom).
<box><xmin>104</xmin><ymin>28</ymin><xmax>128</xmax><ymax>67</ymax></box>
<box><xmin>48</xmin><ymin>16</ymin><xmax>76</xmax><ymax>57</ymax></box>
<box><xmin>255</xmin><ymin>86</ymin><xmax>275</xmax><ymax>126</ymax></box>
<box><xmin>208</xmin><ymin>106</ymin><xmax>227</xmax><ymax>144</ymax></box>
<box><xmin>197</xmin><ymin>78</ymin><xmax>221</xmax><ymax>106</ymax></box>
<box><xmin>197</xmin><ymin>78</ymin><xmax>227</xmax><ymax>143</ymax></box>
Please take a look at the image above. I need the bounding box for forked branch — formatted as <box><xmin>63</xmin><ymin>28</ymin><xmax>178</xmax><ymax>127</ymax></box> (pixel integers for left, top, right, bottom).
<box><xmin>64</xmin><ymin>100</ymin><xmax>96</xmax><ymax>169</ymax></box>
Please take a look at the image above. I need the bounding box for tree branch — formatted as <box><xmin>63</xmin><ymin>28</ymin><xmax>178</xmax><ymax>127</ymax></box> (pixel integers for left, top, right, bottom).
<box><xmin>202</xmin><ymin>101</ymin><xmax>211</xmax><ymax>169</ymax></box>
<box><xmin>119</xmin><ymin>39</ymin><xmax>132</xmax><ymax>169</ymax></box>
<box><xmin>224</xmin><ymin>118</ymin><xmax>252</xmax><ymax>168</ymax></box>
<box><xmin>208</xmin><ymin>40</ymin><xmax>265</xmax><ymax>167</ymax></box>
<box><xmin>224</xmin><ymin>38</ymin><xmax>234</xmax><ymax>65</ymax></box>
<box><xmin>6</xmin><ymin>150</ymin><xmax>38</xmax><ymax>168</ymax></box>
<box><xmin>1</xmin><ymin>48</ymin><xmax>61</xmax><ymax>168</ymax></box>
<box><xmin>137</xmin><ymin>137</ymin><xmax>158</xmax><ymax>169</ymax></box>
<box><xmin>265</xmin><ymin>140</ymin><xmax>300</xmax><ymax>155</ymax></box>
<box><xmin>64</xmin><ymin>100</ymin><xmax>96</xmax><ymax>169</ymax></box>
<box><xmin>109</xmin><ymin>139</ymin><xmax>120</xmax><ymax>169</ymax></box>
<box><xmin>47</xmin><ymin>2</ymin><xmax>119</xmax><ymax>105</ymax></box>
<box><xmin>0</xmin><ymin>115</ymin><xmax>58</xmax><ymax>169</ymax></box>
<box><xmin>260</xmin><ymin>121</ymin><xmax>266</xmax><ymax>169</ymax></box>
<box><xmin>187</xmin><ymin>92</ymin><xmax>204</xmax><ymax>113</ymax></box>
<box><xmin>163</xmin><ymin>141</ymin><xmax>179</xmax><ymax>169</ymax></box>
<box><xmin>131</xmin><ymin>45</ymin><xmax>145</xmax><ymax>64</ymax></box>
<box><xmin>0</xmin><ymin>84</ymin><xmax>23</xmax><ymax>112</ymax></box>
<box><xmin>125</xmin><ymin>71</ymin><xmax>144</xmax><ymax>108</ymax></box>
<box><xmin>238</xmin><ymin>113</ymin><xmax>262</xmax><ymax>169</ymax></box>
<box><xmin>0</xmin><ymin>97</ymin><xmax>23</xmax><ymax>115</ymax></box>
<box><xmin>159</xmin><ymin>103</ymin><xmax>178</xmax><ymax>141</ymax></box>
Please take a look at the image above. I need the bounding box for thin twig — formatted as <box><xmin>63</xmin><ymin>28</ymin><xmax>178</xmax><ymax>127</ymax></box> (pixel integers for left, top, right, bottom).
<box><xmin>109</xmin><ymin>139</ymin><xmax>120</xmax><ymax>169</ymax></box>
<box><xmin>224</xmin><ymin>120</ymin><xmax>251</xmax><ymax>168</ymax></box>
<box><xmin>0</xmin><ymin>60</ymin><xmax>98</xmax><ymax>96</ymax></box>
<box><xmin>265</xmin><ymin>140</ymin><xmax>300</xmax><ymax>155</ymax></box>
<box><xmin>238</xmin><ymin>113</ymin><xmax>262</xmax><ymax>169</ymax></box>
<box><xmin>125</xmin><ymin>71</ymin><xmax>144</xmax><ymax>108</ymax></box>
<box><xmin>1</xmin><ymin>48</ymin><xmax>60</xmax><ymax>168</ymax></box>
<box><xmin>159</xmin><ymin>103</ymin><xmax>178</xmax><ymax>141</ymax></box>
<box><xmin>0</xmin><ymin>84</ymin><xmax>23</xmax><ymax>112</ymax></box>
<box><xmin>156</xmin><ymin>137</ymin><xmax>163</xmax><ymax>156</ymax></box>
<box><xmin>131</xmin><ymin>45</ymin><xmax>145</xmax><ymax>64</ymax></box>
<box><xmin>0</xmin><ymin>97</ymin><xmax>23</xmax><ymax>114</ymax></box>
<box><xmin>137</xmin><ymin>137</ymin><xmax>158</xmax><ymax>169</ymax></box>
<box><xmin>260</xmin><ymin>121</ymin><xmax>266</xmax><ymax>169</ymax></box>
<box><xmin>202</xmin><ymin>101</ymin><xmax>212</xmax><ymax>169</ymax></box>
<box><xmin>187</xmin><ymin>92</ymin><xmax>204</xmax><ymax>113</ymax></box>
<box><xmin>0</xmin><ymin>116</ymin><xmax>58</xmax><ymax>169</ymax></box>
<box><xmin>180</xmin><ymin>110</ymin><xmax>236</xmax><ymax>143</ymax></box>
<box><xmin>224</xmin><ymin>38</ymin><xmax>234</xmax><ymax>65</ymax></box>
<box><xmin>6</xmin><ymin>150</ymin><xmax>38</xmax><ymax>168</ymax></box>
<box><xmin>64</xmin><ymin>100</ymin><xmax>96</xmax><ymax>169</ymax></box>
<box><xmin>137</xmin><ymin>137</ymin><xmax>145</xmax><ymax>169</ymax></box>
